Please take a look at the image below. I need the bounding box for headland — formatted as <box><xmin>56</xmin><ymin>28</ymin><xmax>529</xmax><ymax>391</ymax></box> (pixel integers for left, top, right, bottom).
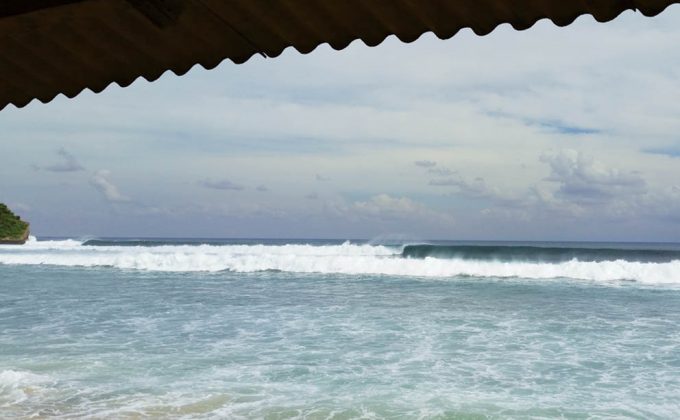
<box><xmin>0</xmin><ymin>203</ymin><xmax>29</xmax><ymax>244</ymax></box>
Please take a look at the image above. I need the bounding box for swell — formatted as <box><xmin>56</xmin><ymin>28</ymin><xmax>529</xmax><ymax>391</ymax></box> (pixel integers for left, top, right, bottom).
<box><xmin>1</xmin><ymin>239</ymin><xmax>680</xmax><ymax>284</ymax></box>
<box><xmin>402</xmin><ymin>244</ymin><xmax>680</xmax><ymax>263</ymax></box>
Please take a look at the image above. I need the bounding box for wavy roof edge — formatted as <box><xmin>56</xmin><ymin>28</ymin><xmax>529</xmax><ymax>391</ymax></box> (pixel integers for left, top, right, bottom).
<box><xmin>1</xmin><ymin>0</ymin><xmax>678</xmax><ymax>110</ymax></box>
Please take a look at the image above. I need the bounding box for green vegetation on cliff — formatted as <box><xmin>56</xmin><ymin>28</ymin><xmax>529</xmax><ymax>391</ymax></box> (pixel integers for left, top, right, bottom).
<box><xmin>0</xmin><ymin>203</ymin><xmax>29</xmax><ymax>241</ymax></box>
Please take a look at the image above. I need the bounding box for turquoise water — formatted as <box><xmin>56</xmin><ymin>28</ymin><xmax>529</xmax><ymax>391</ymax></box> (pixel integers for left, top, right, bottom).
<box><xmin>2</xmin><ymin>239</ymin><xmax>680</xmax><ymax>418</ymax></box>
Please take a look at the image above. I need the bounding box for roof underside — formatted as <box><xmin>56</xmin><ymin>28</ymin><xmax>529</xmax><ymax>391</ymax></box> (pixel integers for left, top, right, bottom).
<box><xmin>1</xmin><ymin>0</ymin><xmax>678</xmax><ymax>110</ymax></box>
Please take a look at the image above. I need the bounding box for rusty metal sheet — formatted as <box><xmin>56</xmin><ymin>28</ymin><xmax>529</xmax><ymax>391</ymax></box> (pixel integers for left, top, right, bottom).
<box><xmin>0</xmin><ymin>0</ymin><xmax>678</xmax><ymax>109</ymax></box>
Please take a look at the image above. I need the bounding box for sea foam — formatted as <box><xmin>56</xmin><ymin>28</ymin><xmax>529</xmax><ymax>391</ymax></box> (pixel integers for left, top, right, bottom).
<box><xmin>2</xmin><ymin>239</ymin><xmax>680</xmax><ymax>284</ymax></box>
<box><xmin>0</xmin><ymin>370</ymin><xmax>53</xmax><ymax>408</ymax></box>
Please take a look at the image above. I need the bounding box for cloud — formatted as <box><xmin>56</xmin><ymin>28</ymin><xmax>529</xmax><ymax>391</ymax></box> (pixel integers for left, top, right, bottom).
<box><xmin>351</xmin><ymin>193</ymin><xmax>455</xmax><ymax>225</ymax></box>
<box><xmin>428</xmin><ymin>167</ymin><xmax>455</xmax><ymax>176</ymax></box>
<box><xmin>37</xmin><ymin>148</ymin><xmax>84</xmax><ymax>172</ymax></box>
<box><xmin>638</xmin><ymin>186</ymin><xmax>680</xmax><ymax>222</ymax></box>
<box><xmin>306</xmin><ymin>192</ymin><xmax>319</xmax><ymax>200</ymax></box>
<box><xmin>418</xmin><ymin>150</ymin><xmax>653</xmax><ymax>225</ymax></box>
<box><xmin>429</xmin><ymin>174</ymin><xmax>507</xmax><ymax>201</ymax></box>
<box><xmin>488</xmin><ymin>112</ymin><xmax>601</xmax><ymax>136</ymax></box>
<box><xmin>90</xmin><ymin>170</ymin><xmax>130</xmax><ymax>202</ymax></box>
<box><xmin>353</xmin><ymin>194</ymin><xmax>424</xmax><ymax>216</ymax></box>
<box><xmin>315</xmin><ymin>174</ymin><xmax>331</xmax><ymax>181</ymax></box>
<box><xmin>643</xmin><ymin>146</ymin><xmax>680</xmax><ymax>158</ymax></box>
<box><xmin>414</xmin><ymin>160</ymin><xmax>437</xmax><ymax>168</ymax></box>
<box><xmin>536</xmin><ymin>121</ymin><xmax>599</xmax><ymax>135</ymax></box>
<box><xmin>469</xmin><ymin>150</ymin><xmax>662</xmax><ymax>227</ymax></box>
<box><xmin>540</xmin><ymin>149</ymin><xmax>646</xmax><ymax>203</ymax></box>
<box><xmin>256</xmin><ymin>185</ymin><xmax>269</xmax><ymax>192</ymax></box>
<box><xmin>429</xmin><ymin>176</ymin><xmax>490</xmax><ymax>198</ymax></box>
<box><xmin>199</xmin><ymin>179</ymin><xmax>245</xmax><ymax>191</ymax></box>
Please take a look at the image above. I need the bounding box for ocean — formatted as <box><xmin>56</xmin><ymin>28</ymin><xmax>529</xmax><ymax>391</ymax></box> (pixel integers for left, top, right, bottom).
<box><xmin>1</xmin><ymin>237</ymin><xmax>680</xmax><ymax>418</ymax></box>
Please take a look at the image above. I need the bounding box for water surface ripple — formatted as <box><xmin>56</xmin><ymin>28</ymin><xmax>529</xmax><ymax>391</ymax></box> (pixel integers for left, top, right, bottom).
<box><xmin>2</xmin><ymin>240</ymin><xmax>680</xmax><ymax>418</ymax></box>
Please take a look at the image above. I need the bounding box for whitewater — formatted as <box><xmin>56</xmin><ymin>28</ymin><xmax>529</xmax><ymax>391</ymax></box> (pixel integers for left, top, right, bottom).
<box><xmin>1</xmin><ymin>237</ymin><xmax>680</xmax><ymax>284</ymax></box>
<box><xmin>3</xmin><ymin>237</ymin><xmax>680</xmax><ymax>418</ymax></box>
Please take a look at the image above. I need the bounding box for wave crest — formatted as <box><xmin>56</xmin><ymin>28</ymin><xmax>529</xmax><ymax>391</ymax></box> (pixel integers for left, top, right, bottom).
<box><xmin>402</xmin><ymin>244</ymin><xmax>680</xmax><ymax>263</ymax></box>
<box><xmin>1</xmin><ymin>239</ymin><xmax>680</xmax><ymax>284</ymax></box>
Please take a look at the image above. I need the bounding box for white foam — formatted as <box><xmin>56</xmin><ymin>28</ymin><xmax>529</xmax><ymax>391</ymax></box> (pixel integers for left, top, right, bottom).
<box><xmin>0</xmin><ymin>370</ymin><xmax>53</xmax><ymax>407</ymax></box>
<box><xmin>1</xmin><ymin>240</ymin><xmax>680</xmax><ymax>284</ymax></box>
<box><xmin>0</xmin><ymin>370</ymin><xmax>50</xmax><ymax>387</ymax></box>
<box><xmin>0</xmin><ymin>236</ymin><xmax>82</xmax><ymax>250</ymax></box>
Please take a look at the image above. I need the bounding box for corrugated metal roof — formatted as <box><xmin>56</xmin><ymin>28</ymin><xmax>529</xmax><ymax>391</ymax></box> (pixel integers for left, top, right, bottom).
<box><xmin>1</xmin><ymin>0</ymin><xmax>678</xmax><ymax>110</ymax></box>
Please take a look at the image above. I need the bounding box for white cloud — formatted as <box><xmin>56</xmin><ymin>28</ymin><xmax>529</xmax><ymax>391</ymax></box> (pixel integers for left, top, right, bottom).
<box><xmin>540</xmin><ymin>149</ymin><xmax>646</xmax><ymax>203</ymax></box>
<box><xmin>429</xmin><ymin>175</ymin><xmax>497</xmax><ymax>198</ymax></box>
<box><xmin>351</xmin><ymin>194</ymin><xmax>455</xmax><ymax>225</ymax></box>
<box><xmin>90</xmin><ymin>170</ymin><xmax>130</xmax><ymax>202</ymax></box>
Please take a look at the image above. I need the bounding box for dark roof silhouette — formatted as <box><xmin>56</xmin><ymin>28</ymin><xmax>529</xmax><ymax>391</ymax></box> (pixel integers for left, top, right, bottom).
<box><xmin>1</xmin><ymin>0</ymin><xmax>678</xmax><ymax>109</ymax></box>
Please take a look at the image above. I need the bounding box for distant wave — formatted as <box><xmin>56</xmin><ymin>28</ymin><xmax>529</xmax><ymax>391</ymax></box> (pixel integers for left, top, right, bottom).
<box><xmin>83</xmin><ymin>239</ymin><xmax>202</xmax><ymax>247</ymax></box>
<box><xmin>2</xmin><ymin>239</ymin><xmax>680</xmax><ymax>284</ymax></box>
<box><xmin>402</xmin><ymin>244</ymin><xmax>680</xmax><ymax>263</ymax></box>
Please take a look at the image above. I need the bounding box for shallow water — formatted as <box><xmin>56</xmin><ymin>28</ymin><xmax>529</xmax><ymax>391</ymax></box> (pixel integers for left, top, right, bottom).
<box><xmin>2</xmin><ymin>240</ymin><xmax>680</xmax><ymax>418</ymax></box>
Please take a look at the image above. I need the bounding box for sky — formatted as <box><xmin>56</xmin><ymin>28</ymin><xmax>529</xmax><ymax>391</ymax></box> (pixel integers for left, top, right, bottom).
<box><xmin>2</xmin><ymin>6</ymin><xmax>680</xmax><ymax>241</ymax></box>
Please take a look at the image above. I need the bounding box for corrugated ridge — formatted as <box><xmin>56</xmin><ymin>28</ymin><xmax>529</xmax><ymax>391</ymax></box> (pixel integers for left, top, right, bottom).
<box><xmin>0</xmin><ymin>0</ymin><xmax>678</xmax><ymax>110</ymax></box>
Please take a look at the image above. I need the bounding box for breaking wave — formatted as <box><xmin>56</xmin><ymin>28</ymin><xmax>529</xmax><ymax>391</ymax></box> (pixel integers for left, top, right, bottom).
<box><xmin>1</xmin><ymin>238</ymin><xmax>680</xmax><ymax>284</ymax></box>
<box><xmin>0</xmin><ymin>370</ymin><xmax>54</xmax><ymax>408</ymax></box>
<box><xmin>401</xmin><ymin>244</ymin><xmax>680</xmax><ymax>263</ymax></box>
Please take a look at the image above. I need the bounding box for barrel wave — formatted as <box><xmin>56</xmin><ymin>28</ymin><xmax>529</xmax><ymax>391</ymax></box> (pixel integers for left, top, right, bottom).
<box><xmin>401</xmin><ymin>244</ymin><xmax>680</xmax><ymax>263</ymax></box>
